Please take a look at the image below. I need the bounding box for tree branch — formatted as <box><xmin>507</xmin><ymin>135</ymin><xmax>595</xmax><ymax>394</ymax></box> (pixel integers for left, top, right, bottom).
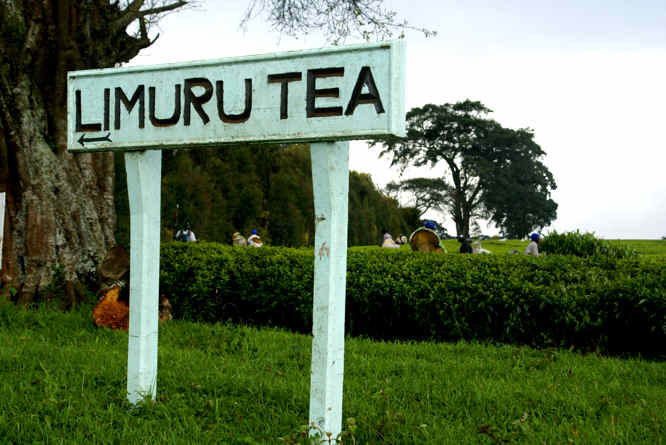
<box><xmin>112</xmin><ymin>0</ymin><xmax>188</xmax><ymax>34</ymax></box>
<box><xmin>241</xmin><ymin>0</ymin><xmax>435</xmax><ymax>43</ymax></box>
<box><xmin>136</xmin><ymin>0</ymin><xmax>189</xmax><ymax>17</ymax></box>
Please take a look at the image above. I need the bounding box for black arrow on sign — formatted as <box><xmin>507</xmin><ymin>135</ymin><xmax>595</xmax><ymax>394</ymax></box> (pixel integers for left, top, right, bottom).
<box><xmin>78</xmin><ymin>133</ymin><xmax>112</xmax><ymax>147</ymax></box>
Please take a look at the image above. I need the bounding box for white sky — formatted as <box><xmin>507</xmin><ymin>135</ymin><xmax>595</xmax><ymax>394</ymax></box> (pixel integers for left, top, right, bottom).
<box><xmin>128</xmin><ymin>0</ymin><xmax>666</xmax><ymax>239</ymax></box>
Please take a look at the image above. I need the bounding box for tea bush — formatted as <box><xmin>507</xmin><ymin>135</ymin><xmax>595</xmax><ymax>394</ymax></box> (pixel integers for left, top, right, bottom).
<box><xmin>540</xmin><ymin>230</ymin><xmax>637</xmax><ymax>259</ymax></box>
<box><xmin>160</xmin><ymin>242</ymin><xmax>665</xmax><ymax>357</ymax></box>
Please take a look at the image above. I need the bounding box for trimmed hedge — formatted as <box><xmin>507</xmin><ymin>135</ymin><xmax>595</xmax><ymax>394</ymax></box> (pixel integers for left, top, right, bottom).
<box><xmin>160</xmin><ymin>242</ymin><xmax>665</xmax><ymax>357</ymax></box>
<box><xmin>540</xmin><ymin>230</ymin><xmax>637</xmax><ymax>259</ymax></box>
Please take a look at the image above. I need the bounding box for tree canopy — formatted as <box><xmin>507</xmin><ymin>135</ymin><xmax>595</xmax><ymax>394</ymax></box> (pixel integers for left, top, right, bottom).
<box><xmin>114</xmin><ymin>145</ymin><xmax>419</xmax><ymax>248</ymax></box>
<box><xmin>478</xmin><ymin>126</ymin><xmax>558</xmax><ymax>239</ymax></box>
<box><xmin>375</xmin><ymin>100</ymin><xmax>557</xmax><ymax>238</ymax></box>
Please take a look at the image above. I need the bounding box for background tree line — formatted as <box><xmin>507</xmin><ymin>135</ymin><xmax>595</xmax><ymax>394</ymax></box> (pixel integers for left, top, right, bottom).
<box><xmin>114</xmin><ymin>144</ymin><xmax>420</xmax><ymax>248</ymax></box>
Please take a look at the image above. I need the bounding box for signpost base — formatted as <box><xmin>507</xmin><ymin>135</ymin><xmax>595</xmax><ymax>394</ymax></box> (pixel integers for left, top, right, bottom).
<box><xmin>125</xmin><ymin>150</ymin><xmax>162</xmax><ymax>404</ymax></box>
<box><xmin>308</xmin><ymin>141</ymin><xmax>350</xmax><ymax>438</ymax></box>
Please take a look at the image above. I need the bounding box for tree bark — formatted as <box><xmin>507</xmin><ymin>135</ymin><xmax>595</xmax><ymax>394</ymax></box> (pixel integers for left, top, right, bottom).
<box><xmin>0</xmin><ymin>71</ymin><xmax>116</xmax><ymax>304</ymax></box>
<box><xmin>0</xmin><ymin>1</ymin><xmax>188</xmax><ymax>303</ymax></box>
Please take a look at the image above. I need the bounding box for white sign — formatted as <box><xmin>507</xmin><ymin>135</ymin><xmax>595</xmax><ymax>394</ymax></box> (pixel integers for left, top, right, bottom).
<box><xmin>67</xmin><ymin>41</ymin><xmax>405</xmax><ymax>152</ymax></box>
<box><xmin>66</xmin><ymin>41</ymin><xmax>406</xmax><ymax>438</ymax></box>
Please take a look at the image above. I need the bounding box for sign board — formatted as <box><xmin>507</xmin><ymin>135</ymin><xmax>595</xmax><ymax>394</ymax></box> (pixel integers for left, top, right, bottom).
<box><xmin>66</xmin><ymin>41</ymin><xmax>406</xmax><ymax>438</ymax></box>
<box><xmin>68</xmin><ymin>41</ymin><xmax>405</xmax><ymax>152</ymax></box>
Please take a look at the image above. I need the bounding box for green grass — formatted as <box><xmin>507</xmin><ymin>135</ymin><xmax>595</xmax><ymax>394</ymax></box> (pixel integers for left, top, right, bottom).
<box><xmin>1</xmin><ymin>303</ymin><xmax>664</xmax><ymax>444</ymax></box>
<box><xmin>439</xmin><ymin>238</ymin><xmax>666</xmax><ymax>256</ymax></box>
<box><xmin>607</xmin><ymin>239</ymin><xmax>666</xmax><ymax>255</ymax></box>
<box><xmin>441</xmin><ymin>238</ymin><xmax>529</xmax><ymax>255</ymax></box>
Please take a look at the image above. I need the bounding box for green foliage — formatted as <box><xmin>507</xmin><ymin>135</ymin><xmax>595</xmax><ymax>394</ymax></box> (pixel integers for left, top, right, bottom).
<box><xmin>347</xmin><ymin>172</ymin><xmax>416</xmax><ymax>246</ymax></box>
<box><xmin>160</xmin><ymin>242</ymin><xmax>314</xmax><ymax>328</ymax></box>
<box><xmin>0</xmin><ymin>305</ymin><xmax>664</xmax><ymax>443</ymax></box>
<box><xmin>374</xmin><ymin>101</ymin><xmax>557</xmax><ymax>238</ymax></box>
<box><xmin>541</xmin><ymin>230</ymin><xmax>638</xmax><ymax>259</ymax></box>
<box><xmin>607</xmin><ymin>239</ymin><xmax>666</xmax><ymax>255</ymax></box>
<box><xmin>160</xmin><ymin>243</ymin><xmax>665</xmax><ymax>357</ymax></box>
<box><xmin>279</xmin><ymin>420</ymin><xmax>358</xmax><ymax>444</ymax></box>
<box><xmin>478</xmin><ymin>127</ymin><xmax>558</xmax><ymax>239</ymax></box>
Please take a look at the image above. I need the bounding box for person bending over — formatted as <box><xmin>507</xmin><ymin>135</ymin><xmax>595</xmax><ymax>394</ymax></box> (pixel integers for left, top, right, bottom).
<box><xmin>525</xmin><ymin>233</ymin><xmax>540</xmax><ymax>256</ymax></box>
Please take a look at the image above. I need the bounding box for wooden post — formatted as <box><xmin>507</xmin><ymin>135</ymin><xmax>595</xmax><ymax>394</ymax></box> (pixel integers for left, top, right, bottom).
<box><xmin>309</xmin><ymin>141</ymin><xmax>350</xmax><ymax>438</ymax></box>
<box><xmin>125</xmin><ymin>149</ymin><xmax>162</xmax><ymax>404</ymax></box>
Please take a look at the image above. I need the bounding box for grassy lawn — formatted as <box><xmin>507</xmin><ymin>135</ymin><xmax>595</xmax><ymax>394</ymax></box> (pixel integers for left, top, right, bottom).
<box><xmin>607</xmin><ymin>239</ymin><xmax>666</xmax><ymax>255</ymax></box>
<box><xmin>440</xmin><ymin>238</ymin><xmax>666</xmax><ymax>256</ymax></box>
<box><xmin>1</xmin><ymin>303</ymin><xmax>664</xmax><ymax>444</ymax></box>
<box><xmin>441</xmin><ymin>238</ymin><xmax>529</xmax><ymax>255</ymax></box>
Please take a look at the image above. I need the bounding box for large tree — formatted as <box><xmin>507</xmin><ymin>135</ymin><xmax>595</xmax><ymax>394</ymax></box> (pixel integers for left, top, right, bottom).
<box><xmin>0</xmin><ymin>0</ymin><xmax>430</xmax><ymax>304</ymax></box>
<box><xmin>376</xmin><ymin>101</ymin><xmax>557</xmax><ymax>238</ymax></box>
<box><xmin>0</xmin><ymin>0</ymin><xmax>193</xmax><ymax>305</ymax></box>
<box><xmin>477</xmin><ymin>126</ymin><xmax>557</xmax><ymax>239</ymax></box>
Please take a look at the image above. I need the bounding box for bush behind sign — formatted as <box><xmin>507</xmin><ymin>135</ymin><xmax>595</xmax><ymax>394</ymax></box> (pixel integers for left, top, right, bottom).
<box><xmin>160</xmin><ymin>243</ymin><xmax>665</xmax><ymax>358</ymax></box>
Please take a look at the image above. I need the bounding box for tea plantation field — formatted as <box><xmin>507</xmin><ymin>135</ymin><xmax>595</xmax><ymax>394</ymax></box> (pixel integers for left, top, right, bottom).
<box><xmin>440</xmin><ymin>238</ymin><xmax>666</xmax><ymax>256</ymax></box>
<box><xmin>1</xmin><ymin>236</ymin><xmax>664</xmax><ymax>443</ymax></box>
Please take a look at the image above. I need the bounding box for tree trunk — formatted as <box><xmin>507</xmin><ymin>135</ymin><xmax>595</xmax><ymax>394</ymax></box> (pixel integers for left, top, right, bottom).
<box><xmin>447</xmin><ymin>161</ymin><xmax>470</xmax><ymax>239</ymax></box>
<box><xmin>0</xmin><ymin>0</ymin><xmax>189</xmax><ymax>303</ymax></box>
<box><xmin>0</xmin><ymin>73</ymin><xmax>116</xmax><ymax>304</ymax></box>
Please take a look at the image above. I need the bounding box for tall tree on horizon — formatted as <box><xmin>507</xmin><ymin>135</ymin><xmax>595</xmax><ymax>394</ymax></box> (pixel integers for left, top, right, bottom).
<box><xmin>478</xmin><ymin>126</ymin><xmax>558</xmax><ymax>238</ymax></box>
<box><xmin>0</xmin><ymin>0</ymin><xmax>432</xmax><ymax>304</ymax></box>
<box><xmin>375</xmin><ymin>101</ymin><xmax>557</xmax><ymax>238</ymax></box>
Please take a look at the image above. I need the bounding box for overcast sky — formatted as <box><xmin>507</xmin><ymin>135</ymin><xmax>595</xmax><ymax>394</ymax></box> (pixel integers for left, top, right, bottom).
<box><xmin>128</xmin><ymin>0</ymin><xmax>666</xmax><ymax>239</ymax></box>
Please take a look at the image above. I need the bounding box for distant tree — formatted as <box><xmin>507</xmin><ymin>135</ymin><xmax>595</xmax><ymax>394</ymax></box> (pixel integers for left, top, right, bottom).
<box><xmin>385</xmin><ymin>177</ymin><xmax>447</xmax><ymax>218</ymax></box>
<box><xmin>347</xmin><ymin>172</ymin><xmax>415</xmax><ymax>246</ymax></box>
<box><xmin>263</xmin><ymin>144</ymin><xmax>314</xmax><ymax>247</ymax></box>
<box><xmin>118</xmin><ymin>145</ymin><xmax>415</xmax><ymax>247</ymax></box>
<box><xmin>478</xmin><ymin>127</ymin><xmax>557</xmax><ymax>239</ymax></box>
<box><xmin>375</xmin><ymin>101</ymin><xmax>557</xmax><ymax>238</ymax></box>
<box><xmin>0</xmin><ymin>0</ymin><xmax>432</xmax><ymax>304</ymax></box>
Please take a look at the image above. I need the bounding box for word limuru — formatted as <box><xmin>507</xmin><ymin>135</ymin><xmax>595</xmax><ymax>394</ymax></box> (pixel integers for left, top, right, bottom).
<box><xmin>75</xmin><ymin>66</ymin><xmax>384</xmax><ymax>132</ymax></box>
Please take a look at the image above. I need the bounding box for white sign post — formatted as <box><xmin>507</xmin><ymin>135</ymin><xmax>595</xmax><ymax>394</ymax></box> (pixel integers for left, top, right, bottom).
<box><xmin>309</xmin><ymin>141</ymin><xmax>349</xmax><ymax>435</ymax></box>
<box><xmin>125</xmin><ymin>149</ymin><xmax>162</xmax><ymax>405</ymax></box>
<box><xmin>67</xmin><ymin>41</ymin><xmax>405</xmax><ymax>436</ymax></box>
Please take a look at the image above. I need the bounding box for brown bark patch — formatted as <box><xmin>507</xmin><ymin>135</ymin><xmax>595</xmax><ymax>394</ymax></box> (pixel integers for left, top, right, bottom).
<box><xmin>25</xmin><ymin>198</ymin><xmax>54</xmax><ymax>261</ymax></box>
<box><xmin>99</xmin><ymin>246</ymin><xmax>130</xmax><ymax>281</ymax></box>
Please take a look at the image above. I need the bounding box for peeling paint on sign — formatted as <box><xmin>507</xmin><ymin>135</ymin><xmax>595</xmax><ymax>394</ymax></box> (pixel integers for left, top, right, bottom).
<box><xmin>318</xmin><ymin>242</ymin><xmax>330</xmax><ymax>260</ymax></box>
